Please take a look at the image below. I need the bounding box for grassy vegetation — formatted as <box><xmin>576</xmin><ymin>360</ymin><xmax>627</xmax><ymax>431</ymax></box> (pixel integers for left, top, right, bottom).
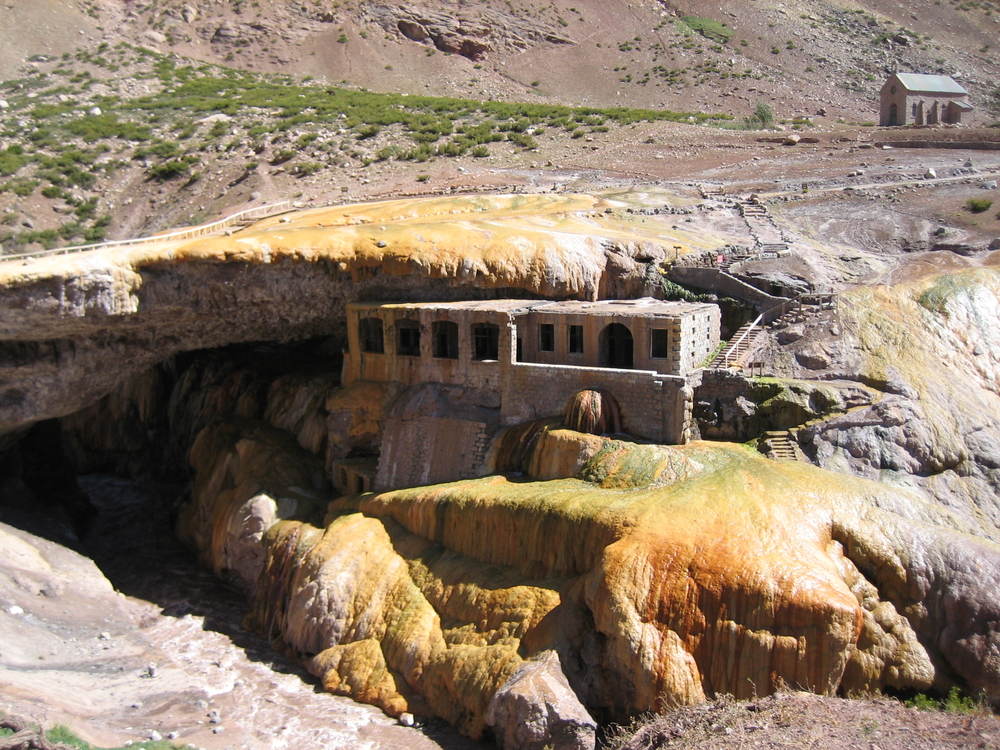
<box><xmin>904</xmin><ymin>687</ymin><xmax>985</xmax><ymax>713</ymax></box>
<box><xmin>966</xmin><ymin>198</ymin><xmax>993</xmax><ymax>213</ymax></box>
<box><xmin>0</xmin><ymin>41</ymin><xmax>732</xmax><ymax>253</ymax></box>
<box><xmin>679</xmin><ymin>15</ymin><xmax>734</xmax><ymax>44</ymax></box>
<box><xmin>0</xmin><ymin>722</ymin><xmax>179</xmax><ymax>750</ymax></box>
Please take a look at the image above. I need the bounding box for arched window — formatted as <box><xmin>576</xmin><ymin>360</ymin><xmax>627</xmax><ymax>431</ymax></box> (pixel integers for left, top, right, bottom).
<box><xmin>359</xmin><ymin>317</ymin><xmax>384</xmax><ymax>353</ymax></box>
<box><xmin>472</xmin><ymin>322</ymin><xmax>499</xmax><ymax>360</ymax></box>
<box><xmin>396</xmin><ymin>318</ymin><xmax>421</xmax><ymax>356</ymax></box>
<box><xmin>432</xmin><ymin>320</ymin><xmax>459</xmax><ymax>359</ymax></box>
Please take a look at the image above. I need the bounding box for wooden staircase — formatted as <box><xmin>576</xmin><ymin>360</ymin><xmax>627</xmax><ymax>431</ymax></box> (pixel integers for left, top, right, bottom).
<box><xmin>708</xmin><ymin>321</ymin><xmax>765</xmax><ymax>369</ymax></box>
<box><xmin>759</xmin><ymin>430</ymin><xmax>806</xmax><ymax>462</ymax></box>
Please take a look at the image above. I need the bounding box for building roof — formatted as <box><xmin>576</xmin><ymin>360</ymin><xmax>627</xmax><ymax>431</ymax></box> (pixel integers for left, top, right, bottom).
<box><xmin>350</xmin><ymin>298</ymin><xmax>714</xmax><ymax>318</ymax></box>
<box><xmin>894</xmin><ymin>73</ymin><xmax>968</xmax><ymax>95</ymax></box>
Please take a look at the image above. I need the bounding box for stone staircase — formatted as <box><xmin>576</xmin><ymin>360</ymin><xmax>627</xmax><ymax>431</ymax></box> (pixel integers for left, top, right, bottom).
<box><xmin>759</xmin><ymin>430</ymin><xmax>806</xmax><ymax>462</ymax></box>
<box><xmin>738</xmin><ymin>198</ymin><xmax>768</xmax><ymax>218</ymax></box>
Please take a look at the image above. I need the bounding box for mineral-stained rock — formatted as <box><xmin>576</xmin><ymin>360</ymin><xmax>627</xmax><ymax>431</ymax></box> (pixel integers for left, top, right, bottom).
<box><xmin>177</xmin><ymin>418</ymin><xmax>1000</xmax><ymax>738</ymax></box>
<box><xmin>486</xmin><ymin>650</ymin><xmax>596</xmax><ymax>750</ymax></box>
<box><xmin>0</xmin><ymin>193</ymin><xmax>716</xmax><ymax>436</ymax></box>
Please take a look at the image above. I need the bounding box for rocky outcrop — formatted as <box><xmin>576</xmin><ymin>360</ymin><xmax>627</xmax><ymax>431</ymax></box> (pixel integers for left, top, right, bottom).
<box><xmin>364</xmin><ymin>4</ymin><xmax>574</xmax><ymax>60</ymax></box>
<box><xmin>769</xmin><ymin>267</ymin><xmax>1000</xmax><ymax>540</ymax></box>
<box><xmin>175</xmin><ymin>414</ymin><xmax>1000</xmax><ymax>738</ymax></box>
<box><xmin>0</xmin><ymin>194</ymin><xmax>684</xmax><ymax>437</ymax></box>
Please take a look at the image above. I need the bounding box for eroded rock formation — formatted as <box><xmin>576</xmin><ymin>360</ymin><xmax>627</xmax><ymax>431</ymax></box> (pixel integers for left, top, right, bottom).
<box><xmin>174</xmin><ymin>410</ymin><xmax>999</xmax><ymax>741</ymax></box>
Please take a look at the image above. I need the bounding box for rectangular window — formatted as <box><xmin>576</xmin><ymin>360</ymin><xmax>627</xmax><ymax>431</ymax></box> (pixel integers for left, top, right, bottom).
<box><xmin>539</xmin><ymin>323</ymin><xmax>555</xmax><ymax>352</ymax></box>
<box><xmin>359</xmin><ymin>317</ymin><xmax>384</xmax><ymax>353</ymax></box>
<box><xmin>568</xmin><ymin>325</ymin><xmax>584</xmax><ymax>354</ymax></box>
<box><xmin>472</xmin><ymin>323</ymin><xmax>499</xmax><ymax>361</ymax></box>
<box><xmin>650</xmin><ymin>329</ymin><xmax>668</xmax><ymax>359</ymax></box>
<box><xmin>397</xmin><ymin>321</ymin><xmax>421</xmax><ymax>356</ymax></box>
<box><xmin>432</xmin><ymin>320</ymin><xmax>459</xmax><ymax>359</ymax></box>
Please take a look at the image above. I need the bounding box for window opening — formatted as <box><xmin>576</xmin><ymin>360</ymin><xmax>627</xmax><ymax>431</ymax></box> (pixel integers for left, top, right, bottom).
<box><xmin>359</xmin><ymin>317</ymin><xmax>384</xmax><ymax>353</ymax></box>
<box><xmin>650</xmin><ymin>329</ymin><xmax>668</xmax><ymax>359</ymax></box>
<box><xmin>396</xmin><ymin>319</ymin><xmax>421</xmax><ymax>356</ymax></box>
<box><xmin>539</xmin><ymin>323</ymin><xmax>555</xmax><ymax>352</ymax></box>
<box><xmin>472</xmin><ymin>323</ymin><xmax>499</xmax><ymax>360</ymax></box>
<box><xmin>432</xmin><ymin>320</ymin><xmax>459</xmax><ymax>359</ymax></box>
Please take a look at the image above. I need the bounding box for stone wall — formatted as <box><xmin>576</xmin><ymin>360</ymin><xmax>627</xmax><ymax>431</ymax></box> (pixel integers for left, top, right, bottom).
<box><xmin>500</xmin><ymin>362</ymin><xmax>694</xmax><ymax>444</ymax></box>
<box><xmin>668</xmin><ymin>266</ymin><xmax>788</xmax><ymax>314</ymax></box>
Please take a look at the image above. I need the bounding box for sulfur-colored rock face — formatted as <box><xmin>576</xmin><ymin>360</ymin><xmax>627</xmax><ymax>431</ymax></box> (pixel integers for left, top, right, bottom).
<box><xmin>178</xmin><ymin>418</ymin><xmax>1000</xmax><ymax>739</ymax></box>
<box><xmin>0</xmin><ymin>192</ymin><xmax>719</xmax><ymax>435</ymax></box>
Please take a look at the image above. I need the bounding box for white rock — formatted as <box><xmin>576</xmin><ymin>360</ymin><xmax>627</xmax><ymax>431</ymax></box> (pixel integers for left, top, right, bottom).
<box><xmin>98</xmin><ymin>631</ymin><xmax>111</xmax><ymax>640</ymax></box>
<box><xmin>89</xmin><ymin>106</ymin><xmax>102</xmax><ymax>116</ymax></box>
<box><xmin>6</xmin><ymin>605</ymin><xmax>24</xmax><ymax>615</ymax></box>
<box><xmin>142</xmin><ymin>30</ymin><xmax>167</xmax><ymax>44</ymax></box>
<box><xmin>0</xmin><ymin>100</ymin><xmax>8</xmax><ymax>109</ymax></box>
<box><xmin>924</xmin><ymin>168</ymin><xmax>937</xmax><ymax>179</ymax></box>
<box><xmin>148</xmin><ymin>730</ymin><xmax>162</xmax><ymax>741</ymax></box>
<box><xmin>398</xmin><ymin>712</ymin><xmax>415</xmax><ymax>727</ymax></box>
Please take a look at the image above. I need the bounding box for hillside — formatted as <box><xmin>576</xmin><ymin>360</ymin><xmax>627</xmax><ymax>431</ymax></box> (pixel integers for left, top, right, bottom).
<box><xmin>3</xmin><ymin>0</ymin><xmax>998</xmax><ymax>120</ymax></box>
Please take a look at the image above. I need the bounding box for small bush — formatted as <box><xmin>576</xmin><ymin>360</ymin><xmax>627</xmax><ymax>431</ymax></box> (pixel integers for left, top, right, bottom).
<box><xmin>289</xmin><ymin>161</ymin><xmax>323</xmax><ymax>177</ymax></box>
<box><xmin>680</xmin><ymin>16</ymin><xmax>733</xmax><ymax>44</ymax></box>
<box><xmin>147</xmin><ymin>159</ymin><xmax>190</xmax><ymax>180</ymax></box>
<box><xmin>966</xmin><ymin>198</ymin><xmax>993</xmax><ymax>213</ymax></box>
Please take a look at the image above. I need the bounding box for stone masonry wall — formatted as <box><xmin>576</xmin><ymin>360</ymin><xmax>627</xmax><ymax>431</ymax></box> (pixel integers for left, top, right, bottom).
<box><xmin>500</xmin><ymin>362</ymin><xmax>691</xmax><ymax>444</ymax></box>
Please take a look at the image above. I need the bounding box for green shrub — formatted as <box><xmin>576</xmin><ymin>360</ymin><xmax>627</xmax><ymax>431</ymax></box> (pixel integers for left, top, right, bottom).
<box><xmin>471</xmin><ymin>145</ymin><xmax>489</xmax><ymax>157</ymax></box>
<box><xmin>966</xmin><ymin>198</ymin><xmax>993</xmax><ymax>213</ymax></box>
<box><xmin>289</xmin><ymin>161</ymin><xmax>323</xmax><ymax>176</ymax></box>
<box><xmin>66</xmin><ymin>114</ymin><xmax>152</xmax><ymax>141</ymax></box>
<box><xmin>147</xmin><ymin>159</ymin><xmax>190</xmax><ymax>180</ymax></box>
<box><xmin>0</xmin><ymin>147</ymin><xmax>29</xmax><ymax>177</ymax></box>
<box><xmin>680</xmin><ymin>16</ymin><xmax>733</xmax><ymax>43</ymax></box>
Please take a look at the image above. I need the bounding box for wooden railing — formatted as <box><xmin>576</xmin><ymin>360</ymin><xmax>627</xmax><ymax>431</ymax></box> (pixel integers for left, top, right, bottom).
<box><xmin>1</xmin><ymin>200</ymin><xmax>292</xmax><ymax>263</ymax></box>
<box><xmin>719</xmin><ymin>313</ymin><xmax>763</xmax><ymax>368</ymax></box>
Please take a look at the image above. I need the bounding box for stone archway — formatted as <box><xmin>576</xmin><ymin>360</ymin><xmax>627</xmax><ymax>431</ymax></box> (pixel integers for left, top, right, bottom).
<box><xmin>599</xmin><ymin>323</ymin><xmax>633</xmax><ymax>369</ymax></box>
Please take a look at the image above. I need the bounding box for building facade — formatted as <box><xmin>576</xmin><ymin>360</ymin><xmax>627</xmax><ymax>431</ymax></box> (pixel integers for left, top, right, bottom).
<box><xmin>879</xmin><ymin>72</ymin><xmax>972</xmax><ymax>126</ymax></box>
<box><xmin>342</xmin><ymin>298</ymin><xmax>720</xmax><ymax>447</ymax></box>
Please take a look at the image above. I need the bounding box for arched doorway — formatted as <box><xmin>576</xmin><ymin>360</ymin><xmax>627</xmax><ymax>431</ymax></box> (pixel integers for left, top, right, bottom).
<box><xmin>599</xmin><ymin>323</ymin><xmax>633</xmax><ymax>369</ymax></box>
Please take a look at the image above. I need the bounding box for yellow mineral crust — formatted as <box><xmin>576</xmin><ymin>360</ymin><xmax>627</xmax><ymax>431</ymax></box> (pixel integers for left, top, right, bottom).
<box><xmin>0</xmin><ymin>193</ymin><xmax>718</xmax><ymax>298</ymax></box>
<box><xmin>183</xmin><ymin>417</ymin><xmax>997</xmax><ymax>736</ymax></box>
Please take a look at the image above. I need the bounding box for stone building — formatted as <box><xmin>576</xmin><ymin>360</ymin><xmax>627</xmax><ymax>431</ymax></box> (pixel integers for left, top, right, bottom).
<box><xmin>879</xmin><ymin>72</ymin><xmax>972</xmax><ymax>126</ymax></box>
<box><xmin>336</xmin><ymin>298</ymin><xmax>720</xmax><ymax>491</ymax></box>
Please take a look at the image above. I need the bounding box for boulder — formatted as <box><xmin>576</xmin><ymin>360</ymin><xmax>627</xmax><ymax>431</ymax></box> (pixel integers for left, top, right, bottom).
<box><xmin>486</xmin><ymin>651</ymin><xmax>596</xmax><ymax>750</ymax></box>
<box><xmin>142</xmin><ymin>29</ymin><xmax>167</xmax><ymax>45</ymax></box>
